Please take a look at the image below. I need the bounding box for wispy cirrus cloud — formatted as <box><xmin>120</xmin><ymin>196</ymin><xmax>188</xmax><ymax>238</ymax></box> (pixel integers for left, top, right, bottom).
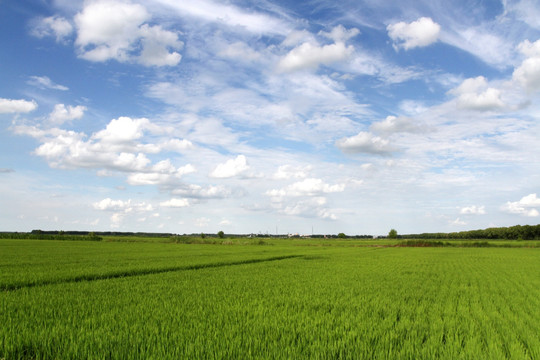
<box><xmin>28</xmin><ymin>76</ymin><xmax>69</xmax><ymax>91</ymax></box>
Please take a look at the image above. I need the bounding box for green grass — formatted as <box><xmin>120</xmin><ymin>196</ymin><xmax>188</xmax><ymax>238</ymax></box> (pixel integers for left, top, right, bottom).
<box><xmin>2</xmin><ymin>239</ymin><xmax>540</xmax><ymax>359</ymax></box>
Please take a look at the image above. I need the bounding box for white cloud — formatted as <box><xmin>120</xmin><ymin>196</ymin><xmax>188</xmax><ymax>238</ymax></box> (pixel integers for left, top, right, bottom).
<box><xmin>371</xmin><ymin>115</ymin><xmax>426</xmax><ymax>134</ymax></box>
<box><xmin>210</xmin><ymin>155</ymin><xmax>249</xmax><ymax>178</ymax></box>
<box><xmin>94</xmin><ymin>198</ymin><xmax>130</xmax><ymax>211</ymax></box>
<box><xmin>138</xmin><ymin>24</ymin><xmax>183</xmax><ymax>66</ymax></box>
<box><xmin>126</xmin><ymin>161</ymin><xmax>194</xmax><ymax>186</ymax></box>
<box><xmin>387</xmin><ymin>17</ymin><xmax>440</xmax><ymax>50</ymax></box>
<box><xmin>513</xmin><ymin>40</ymin><xmax>540</xmax><ymax>91</ymax></box>
<box><xmin>516</xmin><ymin>39</ymin><xmax>540</xmax><ymax>58</ymax></box>
<box><xmin>75</xmin><ymin>0</ymin><xmax>148</xmax><ymax>62</ymax></box>
<box><xmin>457</xmin><ymin>88</ymin><xmax>505</xmax><ymax>111</ymax></box>
<box><xmin>219</xmin><ymin>219</ymin><xmax>232</xmax><ymax>226</ymax></box>
<box><xmin>266</xmin><ymin>178</ymin><xmax>345</xmax><ymax>198</ymax></box>
<box><xmin>31</xmin><ymin>15</ymin><xmax>73</xmax><ymax>42</ymax></box>
<box><xmin>278</xmin><ymin>41</ymin><xmax>354</xmax><ymax>72</ymax></box>
<box><xmin>282</xmin><ymin>30</ymin><xmax>315</xmax><ymax>47</ymax></box>
<box><xmin>218</xmin><ymin>41</ymin><xmax>261</xmax><ymax>62</ymax></box>
<box><xmin>335</xmin><ymin>132</ymin><xmax>395</xmax><ymax>155</ymax></box>
<box><xmin>273</xmin><ymin>165</ymin><xmax>312</xmax><ymax>180</ymax></box>
<box><xmin>176</xmin><ymin>164</ymin><xmax>196</xmax><ymax>177</ymax></box>
<box><xmin>94</xmin><ymin>198</ymin><xmax>153</xmax><ymax>212</ymax></box>
<box><xmin>127</xmin><ymin>172</ymin><xmax>171</xmax><ymax>186</ymax></box>
<box><xmin>502</xmin><ymin>193</ymin><xmax>540</xmax><ymax>217</ymax></box>
<box><xmin>27</xmin><ymin>76</ymin><xmax>69</xmax><ymax>91</ymax></box>
<box><xmin>195</xmin><ymin>217</ymin><xmax>210</xmax><ymax>227</ymax></box>
<box><xmin>110</xmin><ymin>212</ymin><xmax>124</xmax><ymax>228</ymax></box>
<box><xmin>161</xmin><ymin>139</ymin><xmax>194</xmax><ymax>152</ymax></box>
<box><xmin>449</xmin><ymin>76</ymin><xmax>505</xmax><ymax>111</ymax></box>
<box><xmin>94</xmin><ymin>117</ymin><xmax>150</xmax><ymax>144</ymax></box>
<box><xmin>451</xmin><ymin>76</ymin><xmax>489</xmax><ymax>95</ymax></box>
<box><xmin>13</xmin><ymin>117</ymin><xmax>191</xmax><ymax>177</ymax></box>
<box><xmin>319</xmin><ymin>25</ymin><xmax>360</xmax><ymax>42</ymax></box>
<box><xmin>151</xmin><ymin>0</ymin><xmax>291</xmax><ymax>35</ymax></box>
<box><xmin>160</xmin><ymin>198</ymin><xmax>190</xmax><ymax>208</ymax></box>
<box><xmin>505</xmin><ymin>0</ymin><xmax>540</xmax><ymax>30</ymax></box>
<box><xmin>451</xmin><ymin>217</ymin><xmax>467</xmax><ymax>226</ymax></box>
<box><xmin>460</xmin><ymin>205</ymin><xmax>486</xmax><ymax>215</ymax></box>
<box><xmin>171</xmin><ymin>184</ymin><xmax>232</xmax><ymax>199</ymax></box>
<box><xmin>74</xmin><ymin>0</ymin><xmax>182</xmax><ymax>66</ymax></box>
<box><xmin>0</xmin><ymin>98</ymin><xmax>37</xmax><ymax>113</ymax></box>
<box><xmin>49</xmin><ymin>104</ymin><xmax>86</xmax><ymax>124</ymax></box>
<box><xmin>283</xmin><ymin>197</ymin><xmax>337</xmax><ymax>220</ymax></box>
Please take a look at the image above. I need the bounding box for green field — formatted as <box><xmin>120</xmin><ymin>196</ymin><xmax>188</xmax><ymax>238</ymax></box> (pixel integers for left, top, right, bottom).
<box><xmin>2</xmin><ymin>238</ymin><xmax>540</xmax><ymax>359</ymax></box>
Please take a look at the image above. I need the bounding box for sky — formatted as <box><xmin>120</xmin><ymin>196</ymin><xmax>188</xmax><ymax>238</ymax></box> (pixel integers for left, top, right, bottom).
<box><xmin>1</xmin><ymin>0</ymin><xmax>540</xmax><ymax>236</ymax></box>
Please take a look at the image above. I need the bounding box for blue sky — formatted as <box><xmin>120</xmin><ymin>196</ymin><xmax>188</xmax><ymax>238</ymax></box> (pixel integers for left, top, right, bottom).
<box><xmin>1</xmin><ymin>0</ymin><xmax>540</xmax><ymax>235</ymax></box>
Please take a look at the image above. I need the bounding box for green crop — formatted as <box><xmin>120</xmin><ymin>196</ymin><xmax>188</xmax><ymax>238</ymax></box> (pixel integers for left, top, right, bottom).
<box><xmin>1</xmin><ymin>240</ymin><xmax>539</xmax><ymax>359</ymax></box>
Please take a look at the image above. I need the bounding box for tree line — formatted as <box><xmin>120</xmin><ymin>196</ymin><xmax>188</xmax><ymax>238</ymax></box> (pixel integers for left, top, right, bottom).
<box><xmin>398</xmin><ymin>224</ymin><xmax>540</xmax><ymax>240</ymax></box>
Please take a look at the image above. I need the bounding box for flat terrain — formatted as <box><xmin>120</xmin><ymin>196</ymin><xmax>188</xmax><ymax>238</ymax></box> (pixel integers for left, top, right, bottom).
<box><xmin>1</xmin><ymin>238</ymin><xmax>540</xmax><ymax>359</ymax></box>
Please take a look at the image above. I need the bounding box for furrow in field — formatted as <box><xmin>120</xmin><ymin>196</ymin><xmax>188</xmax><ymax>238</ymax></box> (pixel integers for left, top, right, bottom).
<box><xmin>1</xmin><ymin>254</ymin><xmax>303</xmax><ymax>292</ymax></box>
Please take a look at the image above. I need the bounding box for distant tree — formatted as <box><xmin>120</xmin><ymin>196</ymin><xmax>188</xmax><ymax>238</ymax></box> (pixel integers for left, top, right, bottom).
<box><xmin>200</xmin><ymin>233</ymin><xmax>206</xmax><ymax>239</ymax></box>
<box><xmin>87</xmin><ymin>232</ymin><xmax>102</xmax><ymax>241</ymax></box>
<box><xmin>388</xmin><ymin>229</ymin><xmax>398</xmax><ymax>239</ymax></box>
<box><xmin>217</xmin><ymin>231</ymin><xmax>225</xmax><ymax>239</ymax></box>
<box><xmin>337</xmin><ymin>232</ymin><xmax>346</xmax><ymax>239</ymax></box>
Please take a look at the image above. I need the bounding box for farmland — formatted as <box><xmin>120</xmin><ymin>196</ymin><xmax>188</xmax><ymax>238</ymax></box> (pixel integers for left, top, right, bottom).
<box><xmin>1</xmin><ymin>237</ymin><xmax>540</xmax><ymax>359</ymax></box>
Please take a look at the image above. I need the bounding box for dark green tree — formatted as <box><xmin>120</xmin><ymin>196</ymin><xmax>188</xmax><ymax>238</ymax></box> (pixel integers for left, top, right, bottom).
<box><xmin>217</xmin><ymin>231</ymin><xmax>225</xmax><ymax>239</ymax></box>
<box><xmin>337</xmin><ymin>232</ymin><xmax>346</xmax><ymax>239</ymax></box>
<box><xmin>388</xmin><ymin>229</ymin><xmax>398</xmax><ymax>239</ymax></box>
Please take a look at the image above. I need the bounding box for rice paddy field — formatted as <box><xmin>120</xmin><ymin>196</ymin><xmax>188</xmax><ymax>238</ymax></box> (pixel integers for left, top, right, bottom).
<box><xmin>1</xmin><ymin>237</ymin><xmax>540</xmax><ymax>359</ymax></box>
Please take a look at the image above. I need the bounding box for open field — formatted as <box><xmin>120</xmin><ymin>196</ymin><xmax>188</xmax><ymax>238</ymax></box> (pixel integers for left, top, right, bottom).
<box><xmin>2</xmin><ymin>238</ymin><xmax>540</xmax><ymax>359</ymax></box>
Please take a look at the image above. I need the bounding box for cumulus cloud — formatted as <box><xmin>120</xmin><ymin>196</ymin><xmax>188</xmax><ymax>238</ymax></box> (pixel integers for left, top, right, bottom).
<box><xmin>94</xmin><ymin>116</ymin><xmax>150</xmax><ymax>144</ymax></box>
<box><xmin>94</xmin><ymin>198</ymin><xmax>153</xmax><ymax>212</ymax></box>
<box><xmin>94</xmin><ymin>197</ymin><xmax>153</xmax><ymax>228</ymax></box>
<box><xmin>161</xmin><ymin>139</ymin><xmax>194</xmax><ymax>152</ymax></box>
<box><xmin>31</xmin><ymin>15</ymin><xmax>73</xmax><ymax>42</ymax></box>
<box><xmin>278</xmin><ymin>25</ymin><xmax>357</xmax><ymax>72</ymax></box>
<box><xmin>460</xmin><ymin>205</ymin><xmax>486</xmax><ymax>215</ymax></box>
<box><xmin>13</xmin><ymin>117</ymin><xmax>193</xmax><ymax>179</ymax></box>
<box><xmin>513</xmin><ymin>39</ymin><xmax>540</xmax><ymax>91</ymax></box>
<box><xmin>210</xmin><ymin>155</ymin><xmax>249</xmax><ymax>178</ymax></box>
<box><xmin>49</xmin><ymin>104</ymin><xmax>86</xmax><ymax>124</ymax></box>
<box><xmin>138</xmin><ymin>24</ymin><xmax>183</xmax><ymax>66</ymax></box>
<box><xmin>74</xmin><ymin>0</ymin><xmax>182</xmax><ymax>66</ymax></box>
<box><xmin>278</xmin><ymin>42</ymin><xmax>354</xmax><ymax>72</ymax></box>
<box><xmin>27</xmin><ymin>76</ymin><xmax>69</xmax><ymax>91</ymax></box>
<box><xmin>266</xmin><ymin>178</ymin><xmax>345</xmax><ymax>198</ymax></box>
<box><xmin>502</xmin><ymin>193</ymin><xmax>540</xmax><ymax>217</ymax></box>
<box><xmin>449</xmin><ymin>76</ymin><xmax>505</xmax><ymax>111</ymax></box>
<box><xmin>0</xmin><ymin>98</ymin><xmax>37</xmax><ymax>113</ymax></box>
<box><xmin>387</xmin><ymin>17</ymin><xmax>440</xmax><ymax>50</ymax></box>
<box><xmin>160</xmin><ymin>198</ymin><xmax>190</xmax><ymax>208</ymax></box>
<box><xmin>127</xmin><ymin>162</ymin><xmax>195</xmax><ymax>186</ymax></box>
<box><xmin>370</xmin><ymin>115</ymin><xmax>426</xmax><ymax>134</ymax></box>
<box><xmin>335</xmin><ymin>132</ymin><xmax>395</xmax><ymax>155</ymax></box>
